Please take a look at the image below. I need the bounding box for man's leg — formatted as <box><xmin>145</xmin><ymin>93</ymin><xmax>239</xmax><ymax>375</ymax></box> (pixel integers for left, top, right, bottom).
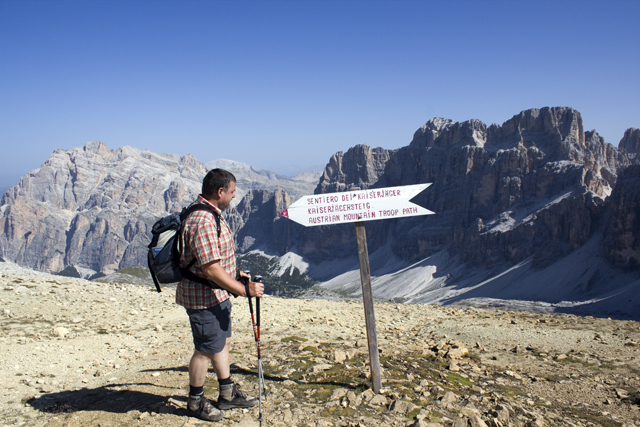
<box><xmin>211</xmin><ymin>337</ymin><xmax>232</xmax><ymax>379</ymax></box>
<box><xmin>214</xmin><ymin>337</ymin><xmax>258</xmax><ymax>409</ymax></box>
<box><xmin>189</xmin><ymin>350</ymin><xmax>216</xmax><ymax>389</ymax></box>
<box><xmin>187</xmin><ymin>350</ymin><xmax>224</xmax><ymax>421</ymax></box>
<box><xmin>188</xmin><ymin>337</ymin><xmax>231</xmax><ymax>388</ymax></box>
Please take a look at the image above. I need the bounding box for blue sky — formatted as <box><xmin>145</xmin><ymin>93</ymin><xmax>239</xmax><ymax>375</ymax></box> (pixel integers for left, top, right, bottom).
<box><xmin>1</xmin><ymin>0</ymin><xmax>639</xmax><ymax>193</ymax></box>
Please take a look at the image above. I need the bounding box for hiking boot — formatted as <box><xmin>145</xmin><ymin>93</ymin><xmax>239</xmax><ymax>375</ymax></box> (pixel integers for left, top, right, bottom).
<box><xmin>188</xmin><ymin>394</ymin><xmax>224</xmax><ymax>421</ymax></box>
<box><xmin>217</xmin><ymin>383</ymin><xmax>258</xmax><ymax>410</ymax></box>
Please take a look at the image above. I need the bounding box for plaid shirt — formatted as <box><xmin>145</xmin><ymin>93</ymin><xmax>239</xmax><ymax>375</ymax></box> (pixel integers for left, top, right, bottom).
<box><xmin>175</xmin><ymin>195</ymin><xmax>236</xmax><ymax>309</ymax></box>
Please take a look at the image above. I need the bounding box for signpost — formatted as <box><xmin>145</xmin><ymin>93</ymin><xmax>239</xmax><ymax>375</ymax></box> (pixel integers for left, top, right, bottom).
<box><xmin>280</xmin><ymin>183</ymin><xmax>434</xmax><ymax>393</ymax></box>
<box><xmin>280</xmin><ymin>183</ymin><xmax>433</xmax><ymax>227</ymax></box>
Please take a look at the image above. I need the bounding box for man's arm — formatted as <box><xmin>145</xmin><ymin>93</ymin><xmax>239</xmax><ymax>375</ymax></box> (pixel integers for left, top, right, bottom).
<box><xmin>200</xmin><ymin>261</ymin><xmax>264</xmax><ymax>297</ymax></box>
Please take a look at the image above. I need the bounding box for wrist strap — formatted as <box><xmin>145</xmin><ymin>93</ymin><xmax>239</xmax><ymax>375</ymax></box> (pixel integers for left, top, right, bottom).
<box><xmin>244</xmin><ymin>282</ymin><xmax>251</xmax><ymax>298</ymax></box>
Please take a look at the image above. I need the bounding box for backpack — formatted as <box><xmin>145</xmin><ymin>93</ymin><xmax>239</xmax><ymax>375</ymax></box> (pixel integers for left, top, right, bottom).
<box><xmin>147</xmin><ymin>203</ymin><xmax>221</xmax><ymax>293</ymax></box>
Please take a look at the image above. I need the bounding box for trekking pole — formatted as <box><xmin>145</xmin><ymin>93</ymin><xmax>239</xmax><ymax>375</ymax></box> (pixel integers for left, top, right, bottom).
<box><xmin>254</xmin><ymin>276</ymin><xmax>267</xmax><ymax>398</ymax></box>
<box><xmin>246</xmin><ymin>274</ymin><xmax>266</xmax><ymax>425</ymax></box>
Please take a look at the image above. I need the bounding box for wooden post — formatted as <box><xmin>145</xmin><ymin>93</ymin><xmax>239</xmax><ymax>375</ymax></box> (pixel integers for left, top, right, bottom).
<box><xmin>354</xmin><ymin>219</ymin><xmax>382</xmax><ymax>393</ymax></box>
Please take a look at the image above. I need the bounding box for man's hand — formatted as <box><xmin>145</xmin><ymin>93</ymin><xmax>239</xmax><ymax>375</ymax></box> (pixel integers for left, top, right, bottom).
<box><xmin>201</xmin><ymin>261</ymin><xmax>265</xmax><ymax>298</ymax></box>
<box><xmin>248</xmin><ymin>280</ymin><xmax>265</xmax><ymax>298</ymax></box>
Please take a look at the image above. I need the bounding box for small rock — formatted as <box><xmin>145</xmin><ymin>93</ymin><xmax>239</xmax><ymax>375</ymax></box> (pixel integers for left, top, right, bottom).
<box><xmin>346</xmin><ymin>390</ymin><xmax>360</xmax><ymax>406</ymax></box>
<box><xmin>332</xmin><ymin>349</ymin><xmax>348</xmax><ymax>363</ymax></box>
<box><xmin>283</xmin><ymin>390</ymin><xmax>294</xmax><ymax>399</ymax></box>
<box><xmin>167</xmin><ymin>397</ymin><xmax>183</xmax><ymax>407</ymax></box>
<box><xmin>368</xmin><ymin>394</ymin><xmax>388</xmax><ymax>406</ymax></box>
<box><xmin>471</xmin><ymin>385</ymin><xmax>484</xmax><ymax>394</ymax></box>
<box><xmin>330</xmin><ymin>388</ymin><xmax>348</xmax><ymax>400</ymax></box>
<box><xmin>615</xmin><ymin>388</ymin><xmax>630</xmax><ymax>399</ymax></box>
<box><xmin>389</xmin><ymin>399</ymin><xmax>416</xmax><ymax>414</ymax></box>
<box><xmin>447</xmin><ymin>347</ymin><xmax>468</xmax><ymax>359</ymax></box>
<box><xmin>440</xmin><ymin>391</ymin><xmax>458</xmax><ymax>404</ymax></box>
<box><xmin>311</xmin><ymin>363</ymin><xmax>332</xmax><ymax>374</ymax></box>
<box><xmin>361</xmin><ymin>389</ymin><xmax>375</xmax><ymax>402</ymax></box>
<box><xmin>53</xmin><ymin>327</ymin><xmax>69</xmax><ymax>337</ymax></box>
<box><xmin>460</xmin><ymin>405</ymin><xmax>481</xmax><ymax>417</ymax></box>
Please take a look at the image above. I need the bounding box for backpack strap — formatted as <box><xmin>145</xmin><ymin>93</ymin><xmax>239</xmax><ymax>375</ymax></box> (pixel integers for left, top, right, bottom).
<box><xmin>179</xmin><ymin>203</ymin><xmax>221</xmax><ymax>238</ymax></box>
<box><xmin>175</xmin><ymin>203</ymin><xmax>224</xmax><ymax>290</ymax></box>
<box><xmin>148</xmin><ymin>250</ymin><xmax>163</xmax><ymax>293</ymax></box>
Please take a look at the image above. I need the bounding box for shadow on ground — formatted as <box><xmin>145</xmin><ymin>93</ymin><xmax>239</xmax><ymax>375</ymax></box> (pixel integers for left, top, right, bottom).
<box><xmin>26</xmin><ymin>382</ymin><xmax>185</xmax><ymax>416</ymax></box>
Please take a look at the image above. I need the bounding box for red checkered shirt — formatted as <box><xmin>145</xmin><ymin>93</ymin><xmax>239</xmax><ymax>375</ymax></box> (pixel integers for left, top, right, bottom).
<box><xmin>175</xmin><ymin>195</ymin><xmax>236</xmax><ymax>309</ymax></box>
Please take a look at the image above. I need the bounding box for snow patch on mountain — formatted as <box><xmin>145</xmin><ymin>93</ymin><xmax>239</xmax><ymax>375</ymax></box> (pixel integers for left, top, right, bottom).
<box><xmin>270</xmin><ymin>251</ymin><xmax>310</xmax><ymax>276</ymax></box>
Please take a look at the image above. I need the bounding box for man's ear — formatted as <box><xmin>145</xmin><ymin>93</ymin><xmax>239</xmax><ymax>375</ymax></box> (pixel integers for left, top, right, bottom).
<box><xmin>216</xmin><ymin>187</ymin><xmax>225</xmax><ymax>199</ymax></box>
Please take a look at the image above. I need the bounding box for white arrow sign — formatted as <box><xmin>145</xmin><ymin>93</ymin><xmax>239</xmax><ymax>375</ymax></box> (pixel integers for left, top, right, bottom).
<box><xmin>280</xmin><ymin>183</ymin><xmax>434</xmax><ymax>227</ymax></box>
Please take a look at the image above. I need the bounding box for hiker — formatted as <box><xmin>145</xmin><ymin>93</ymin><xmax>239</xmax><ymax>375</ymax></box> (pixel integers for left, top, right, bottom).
<box><xmin>176</xmin><ymin>168</ymin><xmax>265</xmax><ymax>422</ymax></box>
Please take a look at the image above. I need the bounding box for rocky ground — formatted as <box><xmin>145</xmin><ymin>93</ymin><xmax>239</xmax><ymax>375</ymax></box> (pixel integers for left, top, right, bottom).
<box><xmin>1</xmin><ymin>270</ymin><xmax>639</xmax><ymax>427</ymax></box>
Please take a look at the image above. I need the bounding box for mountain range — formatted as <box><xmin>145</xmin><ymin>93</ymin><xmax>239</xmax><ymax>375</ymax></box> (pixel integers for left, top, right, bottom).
<box><xmin>1</xmin><ymin>106</ymin><xmax>638</xmax><ymax>319</ymax></box>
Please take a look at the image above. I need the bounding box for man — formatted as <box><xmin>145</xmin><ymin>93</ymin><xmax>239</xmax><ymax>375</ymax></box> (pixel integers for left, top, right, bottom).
<box><xmin>177</xmin><ymin>168</ymin><xmax>265</xmax><ymax>422</ymax></box>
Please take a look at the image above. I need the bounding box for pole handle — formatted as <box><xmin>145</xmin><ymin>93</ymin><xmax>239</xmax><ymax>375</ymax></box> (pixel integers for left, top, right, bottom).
<box><xmin>254</xmin><ymin>275</ymin><xmax>263</xmax><ymax>327</ymax></box>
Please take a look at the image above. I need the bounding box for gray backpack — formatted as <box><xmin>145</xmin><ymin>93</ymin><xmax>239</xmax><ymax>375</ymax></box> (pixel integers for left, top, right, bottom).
<box><xmin>147</xmin><ymin>204</ymin><xmax>221</xmax><ymax>292</ymax></box>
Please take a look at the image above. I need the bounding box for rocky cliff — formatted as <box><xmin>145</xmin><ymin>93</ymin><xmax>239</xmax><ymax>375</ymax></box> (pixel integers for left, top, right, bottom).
<box><xmin>314</xmin><ymin>144</ymin><xmax>396</xmax><ymax>193</ymax></box>
<box><xmin>602</xmin><ymin>164</ymin><xmax>640</xmax><ymax>271</ymax></box>
<box><xmin>0</xmin><ymin>142</ymin><xmax>206</xmax><ymax>274</ymax></box>
<box><xmin>0</xmin><ymin>143</ymin><xmax>312</xmax><ymax>275</ymax></box>
<box><xmin>619</xmin><ymin>127</ymin><xmax>640</xmax><ymax>162</ymax></box>
<box><xmin>278</xmin><ymin>107</ymin><xmax>635</xmax><ymax>272</ymax></box>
